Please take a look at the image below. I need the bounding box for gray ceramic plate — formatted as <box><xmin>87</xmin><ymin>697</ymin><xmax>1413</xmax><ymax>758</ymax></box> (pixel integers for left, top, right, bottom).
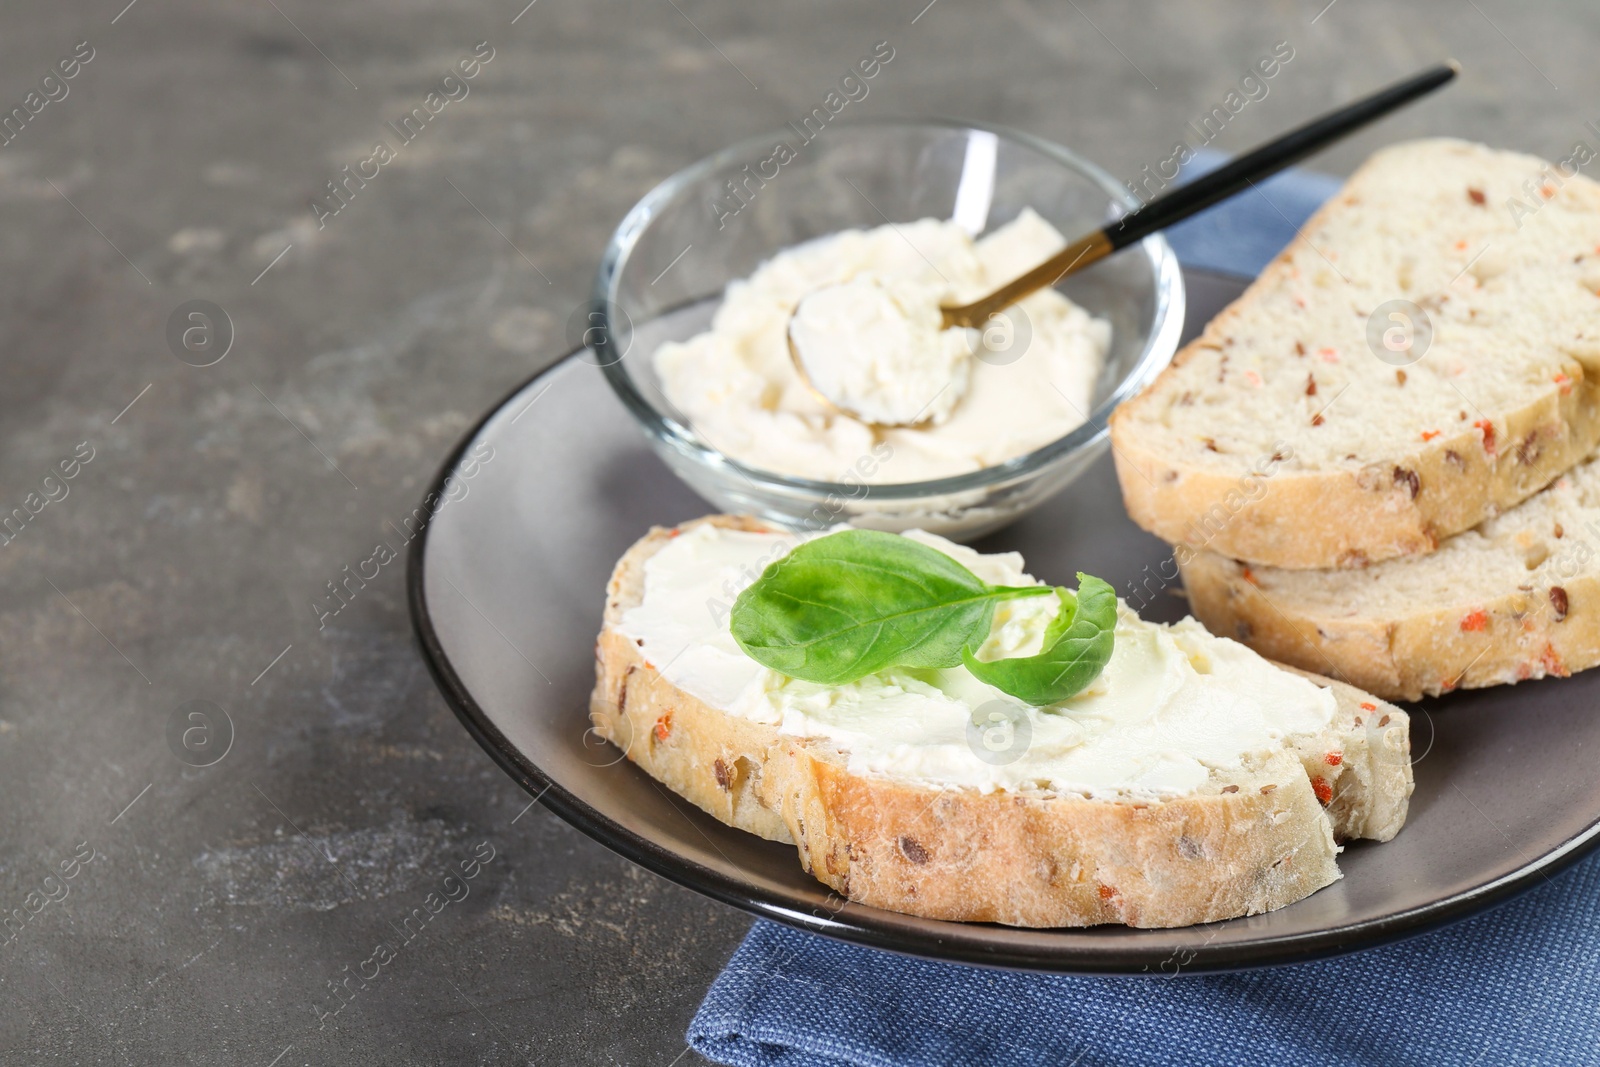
<box><xmin>409</xmin><ymin>269</ymin><xmax>1600</xmax><ymax>974</ymax></box>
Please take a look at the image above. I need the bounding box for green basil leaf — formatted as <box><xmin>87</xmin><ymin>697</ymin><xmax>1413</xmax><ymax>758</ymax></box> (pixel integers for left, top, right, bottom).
<box><xmin>1037</xmin><ymin>587</ymin><xmax>1078</xmax><ymax>648</ymax></box>
<box><xmin>729</xmin><ymin>529</ymin><xmax>1052</xmax><ymax>685</ymax></box>
<box><xmin>961</xmin><ymin>573</ymin><xmax>1117</xmax><ymax>706</ymax></box>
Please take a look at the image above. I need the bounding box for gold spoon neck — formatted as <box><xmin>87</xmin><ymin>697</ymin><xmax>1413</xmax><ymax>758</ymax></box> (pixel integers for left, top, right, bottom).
<box><xmin>939</xmin><ymin>229</ymin><xmax>1114</xmax><ymax>329</ymax></box>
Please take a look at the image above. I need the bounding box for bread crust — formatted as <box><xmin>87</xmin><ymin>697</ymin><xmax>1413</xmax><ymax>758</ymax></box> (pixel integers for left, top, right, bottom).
<box><xmin>592</xmin><ymin>514</ymin><xmax>794</xmax><ymax>844</ymax></box>
<box><xmin>1113</xmin><ymin>382</ymin><xmax>1599</xmax><ymax>569</ymax></box>
<box><xmin>1110</xmin><ymin>140</ymin><xmax>1600</xmax><ymax>570</ymax></box>
<box><xmin>589</xmin><ymin>516</ymin><xmax>1413</xmax><ymax>928</ymax></box>
<box><xmin>1180</xmin><ymin>550</ymin><xmax>1592</xmax><ymax>702</ymax></box>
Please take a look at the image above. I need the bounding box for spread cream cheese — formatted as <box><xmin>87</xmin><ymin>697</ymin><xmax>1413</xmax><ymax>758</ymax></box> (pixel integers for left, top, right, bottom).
<box><xmin>653</xmin><ymin>209</ymin><xmax>1111</xmax><ymax>483</ymax></box>
<box><xmin>618</xmin><ymin>523</ymin><xmax>1338</xmax><ymax>799</ymax></box>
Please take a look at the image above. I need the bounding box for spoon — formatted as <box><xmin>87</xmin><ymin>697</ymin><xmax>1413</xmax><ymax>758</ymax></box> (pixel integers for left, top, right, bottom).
<box><xmin>789</xmin><ymin>60</ymin><xmax>1461</xmax><ymax>427</ymax></box>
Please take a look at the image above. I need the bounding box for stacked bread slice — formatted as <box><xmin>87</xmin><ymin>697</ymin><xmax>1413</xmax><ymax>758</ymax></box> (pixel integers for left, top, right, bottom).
<box><xmin>1181</xmin><ymin>458</ymin><xmax>1600</xmax><ymax>700</ymax></box>
<box><xmin>1110</xmin><ymin>139</ymin><xmax>1600</xmax><ymax>698</ymax></box>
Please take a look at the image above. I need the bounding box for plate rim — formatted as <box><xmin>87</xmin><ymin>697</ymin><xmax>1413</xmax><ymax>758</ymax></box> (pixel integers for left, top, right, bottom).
<box><xmin>407</xmin><ymin>292</ymin><xmax>1600</xmax><ymax>976</ymax></box>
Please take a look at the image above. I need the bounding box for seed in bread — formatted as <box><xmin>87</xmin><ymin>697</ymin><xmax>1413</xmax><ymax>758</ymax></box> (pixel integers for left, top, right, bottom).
<box><xmin>1111</xmin><ymin>138</ymin><xmax>1600</xmax><ymax>570</ymax></box>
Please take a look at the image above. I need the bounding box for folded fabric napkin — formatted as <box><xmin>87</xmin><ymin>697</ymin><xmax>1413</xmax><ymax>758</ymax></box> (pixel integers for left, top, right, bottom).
<box><xmin>1161</xmin><ymin>148</ymin><xmax>1343</xmax><ymax>277</ymax></box>
<box><xmin>686</xmin><ymin>159</ymin><xmax>1600</xmax><ymax>1067</ymax></box>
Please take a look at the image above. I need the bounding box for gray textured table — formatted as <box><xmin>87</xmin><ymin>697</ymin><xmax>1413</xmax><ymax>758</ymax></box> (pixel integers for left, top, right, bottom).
<box><xmin>2</xmin><ymin>1</ymin><xmax>1594</xmax><ymax>1063</ymax></box>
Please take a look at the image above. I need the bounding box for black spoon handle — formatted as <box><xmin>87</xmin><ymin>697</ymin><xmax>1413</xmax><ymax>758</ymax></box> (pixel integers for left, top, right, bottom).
<box><xmin>939</xmin><ymin>61</ymin><xmax>1458</xmax><ymax>329</ymax></box>
<box><xmin>1106</xmin><ymin>61</ymin><xmax>1459</xmax><ymax>249</ymax></box>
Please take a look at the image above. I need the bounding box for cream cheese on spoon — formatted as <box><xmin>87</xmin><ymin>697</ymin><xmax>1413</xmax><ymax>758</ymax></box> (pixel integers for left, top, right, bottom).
<box><xmin>788</xmin><ymin>274</ymin><xmax>974</xmax><ymax>426</ymax></box>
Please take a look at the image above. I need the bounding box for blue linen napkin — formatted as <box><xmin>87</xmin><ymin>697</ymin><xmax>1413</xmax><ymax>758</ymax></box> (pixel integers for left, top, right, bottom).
<box><xmin>691</xmin><ymin>860</ymin><xmax>1600</xmax><ymax>1067</ymax></box>
<box><xmin>686</xmin><ymin>158</ymin><xmax>1600</xmax><ymax>1067</ymax></box>
<box><xmin>1160</xmin><ymin>148</ymin><xmax>1343</xmax><ymax>277</ymax></box>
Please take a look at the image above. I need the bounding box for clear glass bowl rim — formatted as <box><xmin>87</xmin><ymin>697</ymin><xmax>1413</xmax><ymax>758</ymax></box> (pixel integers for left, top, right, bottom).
<box><xmin>594</xmin><ymin>116</ymin><xmax>1186</xmax><ymax>500</ymax></box>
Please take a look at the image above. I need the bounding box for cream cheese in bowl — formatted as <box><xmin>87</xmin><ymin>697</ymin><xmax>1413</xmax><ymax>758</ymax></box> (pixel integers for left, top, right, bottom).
<box><xmin>653</xmin><ymin>209</ymin><xmax>1112</xmax><ymax>484</ymax></box>
<box><xmin>595</xmin><ymin>120</ymin><xmax>1186</xmax><ymax>539</ymax></box>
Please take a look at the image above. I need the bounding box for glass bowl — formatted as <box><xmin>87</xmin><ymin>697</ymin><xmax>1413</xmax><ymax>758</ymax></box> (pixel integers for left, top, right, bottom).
<box><xmin>592</xmin><ymin>118</ymin><xmax>1184</xmax><ymax>540</ymax></box>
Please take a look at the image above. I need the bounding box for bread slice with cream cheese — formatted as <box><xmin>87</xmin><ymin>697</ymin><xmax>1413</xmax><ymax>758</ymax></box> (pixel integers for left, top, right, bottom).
<box><xmin>1110</xmin><ymin>138</ymin><xmax>1600</xmax><ymax>570</ymax></box>
<box><xmin>589</xmin><ymin>516</ymin><xmax>1411</xmax><ymax>929</ymax></box>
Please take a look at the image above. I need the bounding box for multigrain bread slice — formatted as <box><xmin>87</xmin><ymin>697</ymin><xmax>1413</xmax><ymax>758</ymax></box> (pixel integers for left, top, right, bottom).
<box><xmin>1180</xmin><ymin>454</ymin><xmax>1600</xmax><ymax>701</ymax></box>
<box><xmin>1111</xmin><ymin>138</ymin><xmax>1600</xmax><ymax>570</ymax></box>
<box><xmin>589</xmin><ymin>516</ymin><xmax>1412</xmax><ymax>929</ymax></box>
